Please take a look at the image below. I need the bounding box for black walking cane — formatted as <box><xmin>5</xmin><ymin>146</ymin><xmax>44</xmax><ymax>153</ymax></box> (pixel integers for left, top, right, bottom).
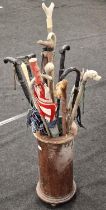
<box><xmin>4</xmin><ymin>56</ymin><xmax>34</xmax><ymax>107</ymax></box>
<box><xmin>56</xmin><ymin>44</ymin><xmax>70</xmax><ymax>120</ymax></box>
<box><xmin>60</xmin><ymin>67</ymin><xmax>84</xmax><ymax>128</ymax></box>
<box><xmin>59</xmin><ymin>44</ymin><xmax>70</xmax><ymax>80</ymax></box>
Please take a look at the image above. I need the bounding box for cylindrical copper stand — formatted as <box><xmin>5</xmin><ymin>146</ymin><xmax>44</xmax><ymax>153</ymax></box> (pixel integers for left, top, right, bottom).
<box><xmin>34</xmin><ymin>132</ymin><xmax>76</xmax><ymax>205</ymax></box>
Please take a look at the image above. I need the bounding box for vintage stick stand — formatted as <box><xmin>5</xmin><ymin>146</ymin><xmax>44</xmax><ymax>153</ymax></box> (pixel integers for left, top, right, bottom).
<box><xmin>34</xmin><ymin>132</ymin><xmax>76</xmax><ymax>205</ymax></box>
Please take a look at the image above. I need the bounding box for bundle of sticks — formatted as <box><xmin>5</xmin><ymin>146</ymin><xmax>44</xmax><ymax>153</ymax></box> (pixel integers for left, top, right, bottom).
<box><xmin>4</xmin><ymin>2</ymin><xmax>101</xmax><ymax>138</ymax></box>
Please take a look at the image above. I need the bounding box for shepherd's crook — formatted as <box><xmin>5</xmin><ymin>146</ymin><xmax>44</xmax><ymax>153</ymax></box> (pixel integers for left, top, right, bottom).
<box><xmin>42</xmin><ymin>2</ymin><xmax>55</xmax><ymax>33</ymax></box>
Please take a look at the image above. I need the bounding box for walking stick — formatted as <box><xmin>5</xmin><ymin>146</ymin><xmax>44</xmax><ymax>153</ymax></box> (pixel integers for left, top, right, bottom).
<box><xmin>37</xmin><ymin>2</ymin><xmax>56</xmax><ymax>75</ymax></box>
<box><xmin>68</xmin><ymin>70</ymin><xmax>101</xmax><ymax>133</ymax></box>
<box><xmin>56</xmin><ymin>45</ymin><xmax>70</xmax><ymax>120</ymax></box>
<box><xmin>55</xmin><ymin>79</ymin><xmax>68</xmax><ymax>135</ymax></box>
<box><xmin>44</xmin><ymin>62</ymin><xmax>55</xmax><ymax>102</ymax></box>
<box><xmin>60</xmin><ymin>67</ymin><xmax>84</xmax><ymax>129</ymax></box>
<box><xmin>4</xmin><ymin>57</ymin><xmax>33</xmax><ymax>107</ymax></box>
<box><xmin>59</xmin><ymin>45</ymin><xmax>70</xmax><ymax>80</ymax></box>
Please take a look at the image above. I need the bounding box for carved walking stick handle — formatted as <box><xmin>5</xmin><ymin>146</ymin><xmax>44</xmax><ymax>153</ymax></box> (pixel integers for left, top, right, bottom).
<box><xmin>42</xmin><ymin>2</ymin><xmax>55</xmax><ymax>33</ymax></box>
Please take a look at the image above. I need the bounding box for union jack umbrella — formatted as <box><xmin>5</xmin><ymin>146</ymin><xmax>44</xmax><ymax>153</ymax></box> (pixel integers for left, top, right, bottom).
<box><xmin>33</xmin><ymin>84</ymin><xmax>57</xmax><ymax>122</ymax></box>
<box><xmin>29</xmin><ymin>58</ymin><xmax>57</xmax><ymax>123</ymax></box>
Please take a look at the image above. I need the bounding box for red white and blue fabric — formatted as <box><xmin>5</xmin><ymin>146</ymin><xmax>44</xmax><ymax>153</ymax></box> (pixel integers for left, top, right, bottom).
<box><xmin>33</xmin><ymin>83</ymin><xmax>57</xmax><ymax>122</ymax></box>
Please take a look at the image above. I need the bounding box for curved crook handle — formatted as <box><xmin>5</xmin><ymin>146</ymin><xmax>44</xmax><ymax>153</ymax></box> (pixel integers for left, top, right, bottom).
<box><xmin>69</xmin><ymin>69</ymin><xmax>101</xmax><ymax>131</ymax></box>
<box><xmin>42</xmin><ymin>2</ymin><xmax>55</xmax><ymax>32</ymax></box>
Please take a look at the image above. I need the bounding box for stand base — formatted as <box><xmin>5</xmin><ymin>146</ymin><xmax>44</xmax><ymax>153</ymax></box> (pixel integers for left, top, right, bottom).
<box><xmin>36</xmin><ymin>180</ymin><xmax>76</xmax><ymax>206</ymax></box>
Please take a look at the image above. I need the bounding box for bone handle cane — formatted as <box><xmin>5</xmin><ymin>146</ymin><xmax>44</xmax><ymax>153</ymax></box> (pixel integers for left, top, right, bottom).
<box><xmin>69</xmin><ymin>70</ymin><xmax>101</xmax><ymax>132</ymax></box>
<box><xmin>42</xmin><ymin>2</ymin><xmax>55</xmax><ymax>33</ymax></box>
<box><xmin>44</xmin><ymin>62</ymin><xmax>55</xmax><ymax>102</ymax></box>
<box><xmin>21</xmin><ymin>62</ymin><xmax>31</xmax><ymax>86</ymax></box>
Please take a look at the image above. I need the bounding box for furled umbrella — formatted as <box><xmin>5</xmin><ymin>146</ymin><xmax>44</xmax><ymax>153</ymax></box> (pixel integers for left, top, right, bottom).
<box><xmin>29</xmin><ymin>57</ymin><xmax>59</xmax><ymax>137</ymax></box>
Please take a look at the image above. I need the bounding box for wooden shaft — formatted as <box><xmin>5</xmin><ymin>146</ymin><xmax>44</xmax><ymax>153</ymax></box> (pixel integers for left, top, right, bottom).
<box><xmin>44</xmin><ymin>62</ymin><xmax>55</xmax><ymax>102</ymax></box>
<box><xmin>62</xmin><ymin>90</ymin><xmax>67</xmax><ymax>135</ymax></box>
<box><xmin>55</xmin><ymin>80</ymin><xmax>68</xmax><ymax>135</ymax></box>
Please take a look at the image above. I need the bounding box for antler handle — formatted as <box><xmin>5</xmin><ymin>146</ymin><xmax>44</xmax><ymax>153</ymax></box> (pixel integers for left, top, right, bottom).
<box><xmin>42</xmin><ymin>2</ymin><xmax>55</xmax><ymax>32</ymax></box>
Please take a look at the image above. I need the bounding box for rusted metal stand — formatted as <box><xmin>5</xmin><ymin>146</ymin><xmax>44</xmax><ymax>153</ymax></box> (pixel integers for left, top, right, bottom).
<box><xmin>34</xmin><ymin>132</ymin><xmax>76</xmax><ymax>206</ymax></box>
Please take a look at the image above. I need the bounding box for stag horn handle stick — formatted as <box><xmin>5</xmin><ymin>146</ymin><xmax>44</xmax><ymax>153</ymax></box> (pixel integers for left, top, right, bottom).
<box><xmin>55</xmin><ymin>79</ymin><xmax>68</xmax><ymax>136</ymax></box>
<box><xmin>69</xmin><ymin>70</ymin><xmax>101</xmax><ymax>132</ymax></box>
<box><xmin>42</xmin><ymin>2</ymin><xmax>55</xmax><ymax>33</ymax></box>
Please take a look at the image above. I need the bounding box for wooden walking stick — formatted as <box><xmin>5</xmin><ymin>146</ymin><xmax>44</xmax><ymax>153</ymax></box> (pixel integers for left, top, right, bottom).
<box><xmin>44</xmin><ymin>62</ymin><xmax>55</xmax><ymax>102</ymax></box>
<box><xmin>37</xmin><ymin>2</ymin><xmax>56</xmax><ymax>74</ymax></box>
<box><xmin>60</xmin><ymin>67</ymin><xmax>84</xmax><ymax>130</ymax></box>
<box><xmin>55</xmin><ymin>79</ymin><xmax>68</xmax><ymax>135</ymax></box>
<box><xmin>68</xmin><ymin>70</ymin><xmax>101</xmax><ymax>133</ymax></box>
